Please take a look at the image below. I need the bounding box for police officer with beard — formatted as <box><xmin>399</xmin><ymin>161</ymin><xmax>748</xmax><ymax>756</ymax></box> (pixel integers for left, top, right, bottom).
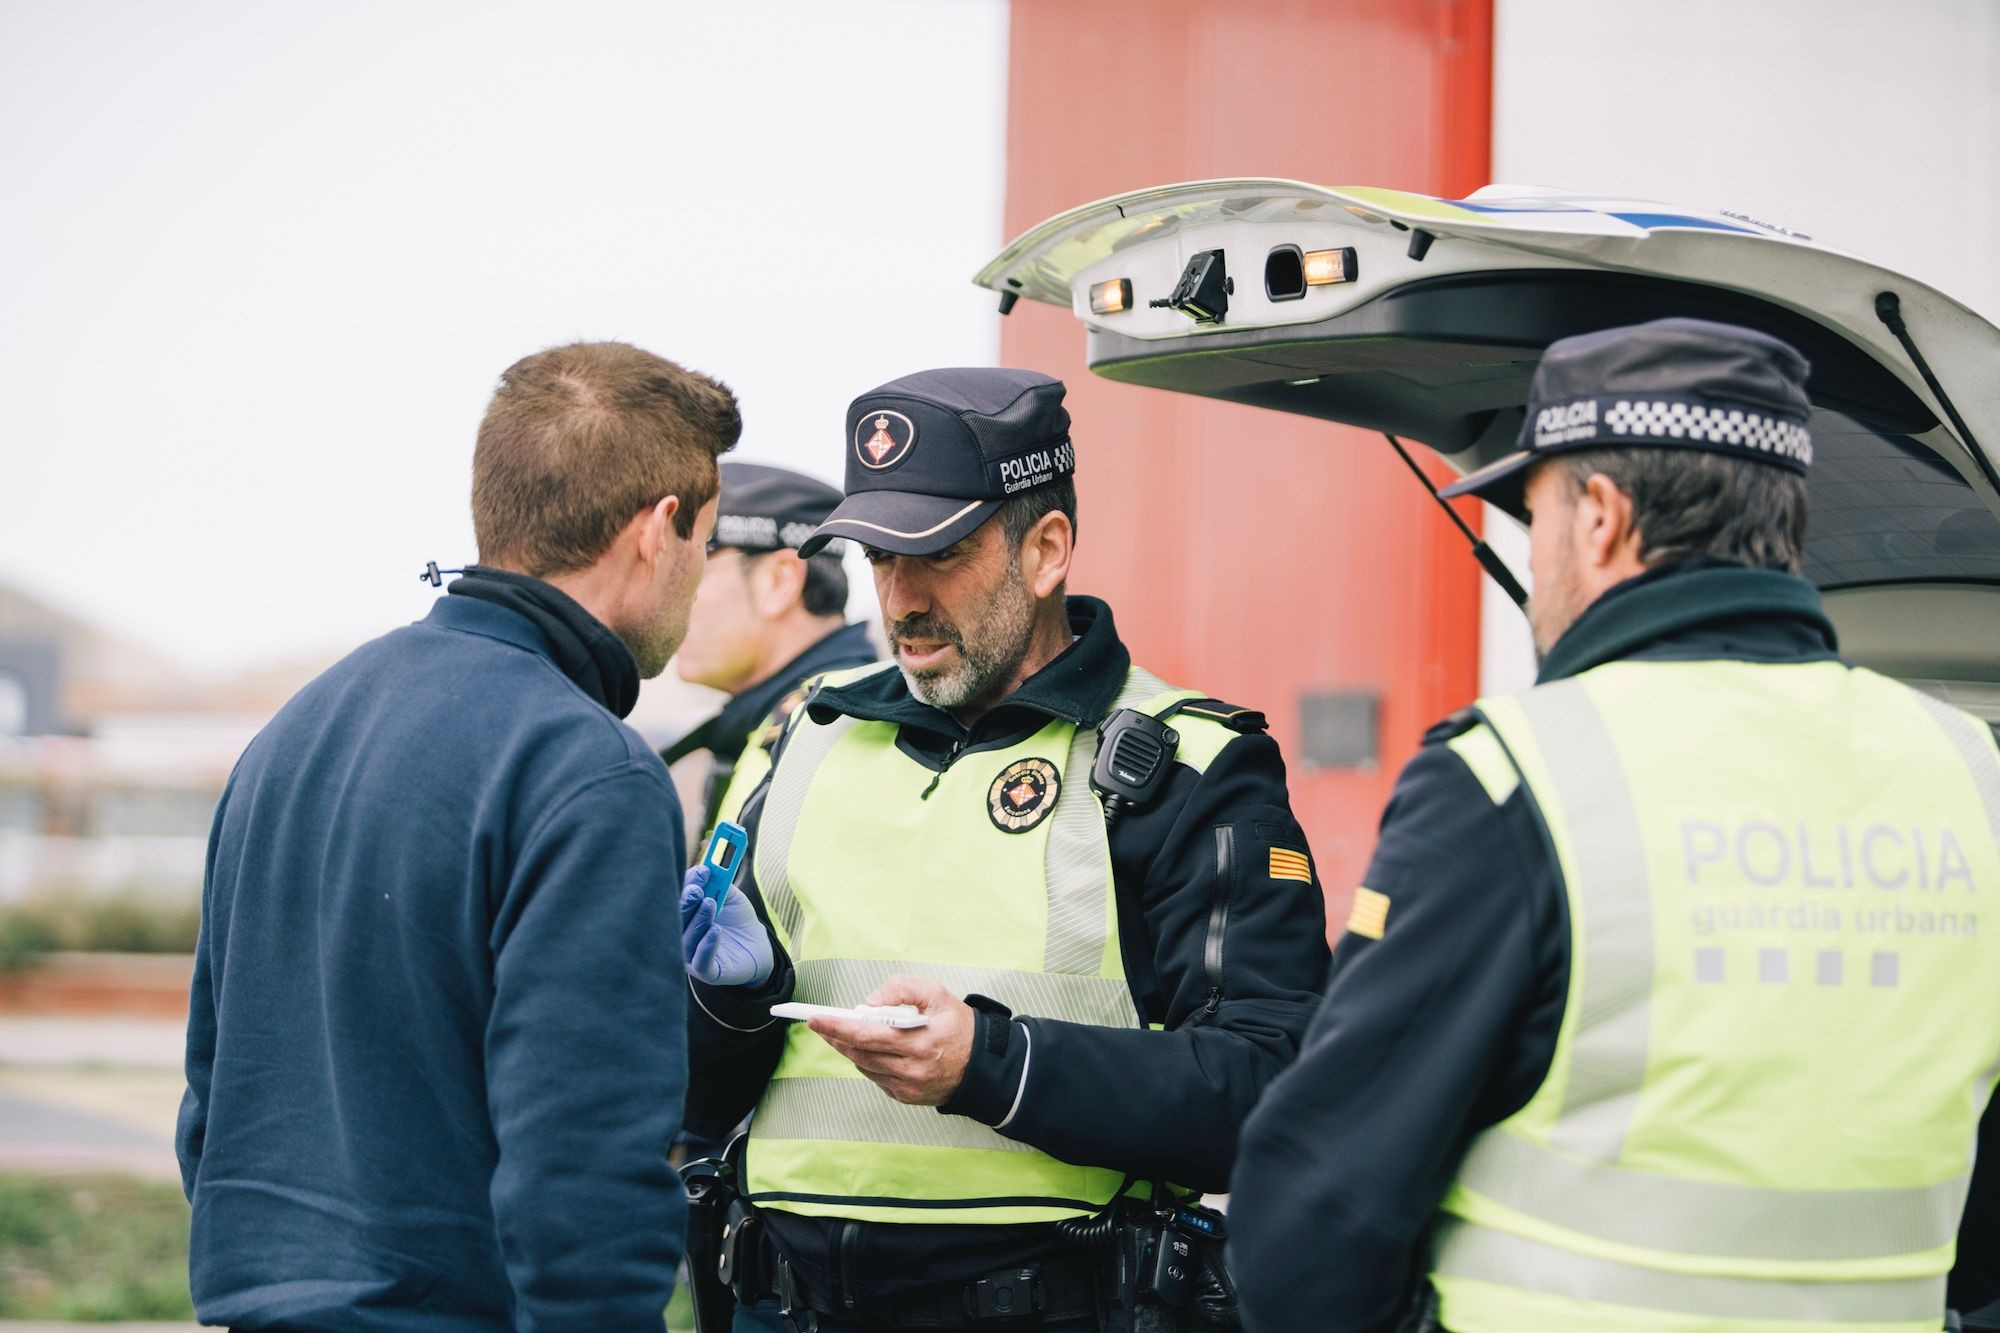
<box><xmin>677</xmin><ymin>368</ymin><xmax>1330</xmax><ymax>1331</ymax></box>
<box><xmin>1228</xmin><ymin>319</ymin><xmax>2000</xmax><ymax>1333</ymax></box>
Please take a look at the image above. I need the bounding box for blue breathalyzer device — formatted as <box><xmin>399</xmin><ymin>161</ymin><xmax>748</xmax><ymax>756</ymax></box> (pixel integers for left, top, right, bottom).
<box><xmin>701</xmin><ymin>821</ymin><xmax>749</xmax><ymax>906</ymax></box>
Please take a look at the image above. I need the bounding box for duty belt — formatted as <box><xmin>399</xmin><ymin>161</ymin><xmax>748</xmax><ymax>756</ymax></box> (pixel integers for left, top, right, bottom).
<box><xmin>772</xmin><ymin>1252</ymin><xmax>1099</xmax><ymax>1329</ymax></box>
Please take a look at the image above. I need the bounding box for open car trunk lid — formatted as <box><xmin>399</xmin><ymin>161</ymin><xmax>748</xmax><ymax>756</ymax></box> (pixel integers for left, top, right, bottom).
<box><xmin>976</xmin><ymin>181</ymin><xmax>2000</xmax><ymax>719</ymax></box>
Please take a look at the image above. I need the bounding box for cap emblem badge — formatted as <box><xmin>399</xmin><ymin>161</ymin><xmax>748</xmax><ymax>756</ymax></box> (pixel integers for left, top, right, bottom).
<box><xmin>865</xmin><ymin>417</ymin><xmax>894</xmax><ymax>461</ymax></box>
<box><xmin>988</xmin><ymin>757</ymin><xmax>1060</xmax><ymax>834</ymax></box>
<box><xmin>854</xmin><ymin>409</ymin><xmax>916</xmax><ymax>470</ymax></box>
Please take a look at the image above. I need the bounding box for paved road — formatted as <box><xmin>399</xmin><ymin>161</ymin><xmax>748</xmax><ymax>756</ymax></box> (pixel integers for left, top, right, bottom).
<box><xmin>0</xmin><ymin>1016</ymin><xmax>185</xmax><ymax>1069</ymax></box>
<box><xmin>0</xmin><ymin>1015</ymin><xmax>185</xmax><ymax>1181</ymax></box>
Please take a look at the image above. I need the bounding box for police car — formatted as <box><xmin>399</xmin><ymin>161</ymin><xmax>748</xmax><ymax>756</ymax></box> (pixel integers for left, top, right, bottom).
<box><xmin>974</xmin><ymin>181</ymin><xmax>2000</xmax><ymax>721</ymax></box>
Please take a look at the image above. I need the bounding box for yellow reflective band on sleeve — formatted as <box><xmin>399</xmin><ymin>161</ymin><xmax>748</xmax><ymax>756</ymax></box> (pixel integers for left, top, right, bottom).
<box><xmin>1268</xmin><ymin>848</ymin><xmax>1312</xmax><ymax>883</ymax></box>
<box><xmin>1445</xmin><ymin>724</ymin><xmax>1520</xmax><ymax>805</ymax></box>
<box><xmin>1347</xmin><ymin>886</ymin><xmax>1390</xmax><ymax>940</ymax></box>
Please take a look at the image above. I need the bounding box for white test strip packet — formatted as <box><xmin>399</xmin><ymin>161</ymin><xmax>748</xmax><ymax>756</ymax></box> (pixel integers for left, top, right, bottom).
<box><xmin>769</xmin><ymin>1002</ymin><xmax>931</xmax><ymax>1029</ymax></box>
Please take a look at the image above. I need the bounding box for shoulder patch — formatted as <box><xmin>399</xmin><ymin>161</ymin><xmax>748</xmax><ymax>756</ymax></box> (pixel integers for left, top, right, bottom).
<box><xmin>1173</xmin><ymin>699</ymin><xmax>1268</xmax><ymax>734</ymax></box>
<box><xmin>1423</xmin><ymin>706</ymin><xmax>1481</xmax><ymax>746</ymax></box>
<box><xmin>751</xmin><ymin>686</ymin><xmax>810</xmax><ymax>753</ymax></box>
<box><xmin>773</xmin><ymin>684</ymin><xmax>810</xmax><ymax>723</ymax></box>
<box><xmin>1346</xmin><ymin>886</ymin><xmax>1391</xmax><ymax>940</ymax></box>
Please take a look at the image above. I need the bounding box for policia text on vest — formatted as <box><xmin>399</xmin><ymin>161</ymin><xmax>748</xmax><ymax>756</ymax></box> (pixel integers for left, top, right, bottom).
<box><xmin>1683</xmin><ymin>816</ymin><xmax>1979</xmax><ymax>942</ymax></box>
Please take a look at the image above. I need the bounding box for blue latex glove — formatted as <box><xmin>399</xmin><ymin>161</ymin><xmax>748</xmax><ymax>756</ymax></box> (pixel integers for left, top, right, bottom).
<box><xmin>679</xmin><ymin>865</ymin><xmax>775</xmax><ymax>988</ymax></box>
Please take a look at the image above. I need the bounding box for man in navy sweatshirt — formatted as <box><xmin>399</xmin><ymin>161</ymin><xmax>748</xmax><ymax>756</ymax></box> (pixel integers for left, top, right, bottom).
<box><xmin>177</xmin><ymin>340</ymin><xmax>738</xmax><ymax>1332</ymax></box>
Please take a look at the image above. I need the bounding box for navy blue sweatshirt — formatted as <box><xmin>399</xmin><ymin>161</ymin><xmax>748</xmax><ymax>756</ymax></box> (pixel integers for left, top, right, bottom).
<box><xmin>178</xmin><ymin>590</ymin><xmax>689</xmax><ymax>1332</ymax></box>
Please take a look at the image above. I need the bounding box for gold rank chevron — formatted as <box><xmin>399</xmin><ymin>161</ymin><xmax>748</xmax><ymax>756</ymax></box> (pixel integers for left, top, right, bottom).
<box><xmin>1269</xmin><ymin>847</ymin><xmax>1312</xmax><ymax>884</ymax></box>
<box><xmin>1346</xmin><ymin>886</ymin><xmax>1390</xmax><ymax>940</ymax></box>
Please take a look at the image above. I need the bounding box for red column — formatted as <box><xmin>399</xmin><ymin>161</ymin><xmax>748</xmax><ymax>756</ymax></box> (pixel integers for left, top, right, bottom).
<box><xmin>999</xmin><ymin>0</ymin><xmax>1494</xmax><ymax>932</ymax></box>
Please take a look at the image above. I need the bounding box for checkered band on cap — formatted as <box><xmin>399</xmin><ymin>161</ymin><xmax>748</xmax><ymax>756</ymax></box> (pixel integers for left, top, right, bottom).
<box><xmin>1534</xmin><ymin>393</ymin><xmax>1813</xmax><ymax>473</ymax></box>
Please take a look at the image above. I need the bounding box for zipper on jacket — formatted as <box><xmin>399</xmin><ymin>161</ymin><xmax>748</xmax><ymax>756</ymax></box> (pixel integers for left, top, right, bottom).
<box><xmin>919</xmin><ymin>737</ymin><xmax>966</xmax><ymax>800</ymax></box>
<box><xmin>838</xmin><ymin>1220</ymin><xmax>861</xmax><ymax>1312</ymax></box>
<box><xmin>1200</xmin><ymin>826</ymin><xmax>1236</xmax><ymax>1019</ymax></box>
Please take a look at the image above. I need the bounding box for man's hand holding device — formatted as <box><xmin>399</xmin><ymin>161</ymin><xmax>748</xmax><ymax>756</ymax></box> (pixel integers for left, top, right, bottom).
<box><xmin>678</xmin><ymin>822</ymin><xmax>774</xmax><ymax>987</ymax></box>
<box><xmin>784</xmin><ymin>975</ymin><xmax>978</xmax><ymax>1108</ymax></box>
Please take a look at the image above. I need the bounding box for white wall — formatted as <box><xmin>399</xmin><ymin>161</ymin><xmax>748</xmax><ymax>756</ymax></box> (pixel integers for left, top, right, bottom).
<box><xmin>1483</xmin><ymin>0</ymin><xmax>2000</xmax><ymax>693</ymax></box>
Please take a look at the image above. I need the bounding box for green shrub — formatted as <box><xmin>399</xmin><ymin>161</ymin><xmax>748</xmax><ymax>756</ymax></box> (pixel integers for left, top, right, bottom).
<box><xmin>0</xmin><ymin>893</ymin><xmax>201</xmax><ymax>971</ymax></box>
<box><xmin>0</xmin><ymin>1172</ymin><xmax>703</xmax><ymax>1324</ymax></box>
<box><xmin>0</xmin><ymin>1172</ymin><xmax>194</xmax><ymax>1320</ymax></box>
<box><xmin>0</xmin><ymin>909</ymin><xmax>61</xmax><ymax>972</ymax></box>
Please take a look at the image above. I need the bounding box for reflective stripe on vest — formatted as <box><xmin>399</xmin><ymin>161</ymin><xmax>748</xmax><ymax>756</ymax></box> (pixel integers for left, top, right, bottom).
<box><xmin>1430</xmin><ymin>660</ymin><xmax>2000</xmax><ymax>1333</ymax></box>
<box><xmin>1433</xmin><ymin>1218</ymin><xmax>1948</xmax><ymax>1328</ymax></box>
<box><xmin>745</xmin><ymin>663</ymin><xmax>1210</xmax><ymax>1224</ymax></box>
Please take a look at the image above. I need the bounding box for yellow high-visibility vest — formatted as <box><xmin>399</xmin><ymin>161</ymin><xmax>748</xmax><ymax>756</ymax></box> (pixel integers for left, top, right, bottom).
<box><xmin>1429</xmin><ymin>659</ymin><xmax>2000</xmax><ymax>1333</ymax></box>
<box><xmin>742</xmin><ymin>662</ymin><xmax>1239</xmax><ymax>1225</ymax></box>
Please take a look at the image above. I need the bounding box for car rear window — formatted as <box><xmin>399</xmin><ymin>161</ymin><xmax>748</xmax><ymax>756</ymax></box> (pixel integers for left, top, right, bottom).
<box><xmin>1804</xmin><ymin>410</ymin><xmax>2000</xmax><ymax>588</ymax></box>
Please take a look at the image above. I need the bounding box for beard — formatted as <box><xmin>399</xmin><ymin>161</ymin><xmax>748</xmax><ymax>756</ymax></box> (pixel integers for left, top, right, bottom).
<box><xmin>889</xmin><ymin>565</ymin><xmax>1037</xmax><ymax>712</ymax></box>
<box><xmin>1527</xmin><ymin>553</ymin><xmax>1586</xmax><ymax>662</ymax></box>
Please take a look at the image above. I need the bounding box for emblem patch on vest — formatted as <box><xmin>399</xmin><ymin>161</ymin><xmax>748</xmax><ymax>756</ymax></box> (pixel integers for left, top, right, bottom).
<box><xmin>988</xmin><ymin>757</ymin><xmax>1060</xmax><ymax>833</ymax></box>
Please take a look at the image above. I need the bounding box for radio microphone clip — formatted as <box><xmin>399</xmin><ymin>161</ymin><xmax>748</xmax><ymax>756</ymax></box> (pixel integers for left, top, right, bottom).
<box><xmin>1091</xmin><ymin>709</ymin><xmax>1180</xmax><ymax>826</ymax></box>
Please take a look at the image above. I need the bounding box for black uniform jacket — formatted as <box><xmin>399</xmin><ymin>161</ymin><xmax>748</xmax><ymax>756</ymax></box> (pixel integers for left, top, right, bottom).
<box><xmin>685</xmin><ymin>596</ymin><xmax>1331</xmax><ymax>1306</ymax></box>
<box><xmin>1228</xmin><ymin>559</ymin><xmax>2000</xmax><ymax>1333</ymax></box>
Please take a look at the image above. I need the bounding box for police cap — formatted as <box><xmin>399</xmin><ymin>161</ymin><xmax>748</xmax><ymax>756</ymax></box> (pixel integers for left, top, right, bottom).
<box><xmin>1439</xmin><ymin>317</ymin><xmax>1814</xmax><ymax>518</ymax></box>
<box><xmin>712</xmin><ymin>461</ymin><xmax>846</xmax><ymax>553</ymax></box>
<box><xmin>798</xmin><ymin>368</ymin><xmax>1074</xmax><ymax>557</ymax></box>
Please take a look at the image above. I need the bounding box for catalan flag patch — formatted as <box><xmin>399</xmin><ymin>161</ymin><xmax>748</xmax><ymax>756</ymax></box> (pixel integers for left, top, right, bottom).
<box><xmin>1268</xmin><ymin>847</ymin><xmax>1312</xmax><ymax>884</ymax></box>
<box><xmin>1347</xmin><ymin>886</ymin><xmax>1391</xmax><ymax>940</ymax></box>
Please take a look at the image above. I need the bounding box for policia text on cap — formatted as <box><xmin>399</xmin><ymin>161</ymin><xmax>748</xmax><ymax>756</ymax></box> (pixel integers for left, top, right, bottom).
<box><xmin>676</xmin><ymin>368</ymin><xmax>1331</xmax><ymax>1331</ymax></box>
<box><xmin>1227</xmin><ymin>319</ymin><xmax>2000</xmax><ymax>1333</ymax></box>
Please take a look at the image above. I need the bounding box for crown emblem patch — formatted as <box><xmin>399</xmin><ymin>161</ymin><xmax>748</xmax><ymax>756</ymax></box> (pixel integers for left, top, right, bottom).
<box><xmin>988</xmin><ymin>757</ymin><xmax>1060</xmax><ymax>833</ymax></box>
<box><xmin>854</xmin><ymin>409</ymin><xmax>916</xmax><ymax>470</ymax></box>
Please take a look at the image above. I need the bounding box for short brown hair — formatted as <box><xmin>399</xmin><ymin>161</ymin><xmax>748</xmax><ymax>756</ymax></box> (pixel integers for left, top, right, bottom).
<box><xmin>1556</xmin><ymin>447</ymin><xmax>1807</xmax><ymax>574</ymax></box>
<box><xmin>472</xmin><ymin>341</ymin><xmax>740</xmax><ymax>576</ymax></box>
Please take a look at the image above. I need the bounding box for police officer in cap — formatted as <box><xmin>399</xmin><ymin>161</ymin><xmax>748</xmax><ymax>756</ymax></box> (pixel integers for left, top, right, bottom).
<box><xmin>1228</xmin><ymin>318</ymin><xmax>2000</xmax><ymax>1332</ymax></box>
<box><xmin>666</xmin><ymin>461</ymin><xmax>878</xmax><ymax>843</ymax></box>
<box><xmin>679</xmin><ymin>368</ymin><xmax>1330</xmax><ymax>1330</ymax></box>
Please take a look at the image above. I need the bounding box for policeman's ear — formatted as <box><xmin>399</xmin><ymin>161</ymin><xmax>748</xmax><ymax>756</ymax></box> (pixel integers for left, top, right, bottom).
<box><xmin>1017</xmin><ymin>509</ymin><xmax>1073</xmax><ymax>600</ymax></box>
<box><xmin>749</xmin><ymin>550</ymin><xmax>808</xmax><ymax>619</ymax></box>
<box><xmin>1578</xmin><ymin>472</ymin><xmax>1642</xmax><ymax>573</ymax></box>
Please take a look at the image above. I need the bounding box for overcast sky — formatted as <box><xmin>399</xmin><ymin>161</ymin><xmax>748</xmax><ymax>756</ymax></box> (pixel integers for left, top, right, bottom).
<box><xmin>0</xmin><ymin>1</ymin><xmax>1009</xmax><ymax>677</ymax></box>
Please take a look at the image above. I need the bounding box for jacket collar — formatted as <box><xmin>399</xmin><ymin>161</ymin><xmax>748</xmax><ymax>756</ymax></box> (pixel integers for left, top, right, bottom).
<box><xmin>808</xmin><ymin>595</ymin><xmax>1131</xmax><ymax>742</ymax></box>
<box><xmin>424</xmin><ymin>589</ymin><xmax>644</xmax><ymax>716</ymax></box>
<box><xmin>1537</xmin><ymin>558</ymin><xmax>1840</xmax><ymax>684</ymax></box>
<box><xmin>443</xmin><ymin>566</ymin><xmax>640</xmax><ymax>716</ymax></box>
